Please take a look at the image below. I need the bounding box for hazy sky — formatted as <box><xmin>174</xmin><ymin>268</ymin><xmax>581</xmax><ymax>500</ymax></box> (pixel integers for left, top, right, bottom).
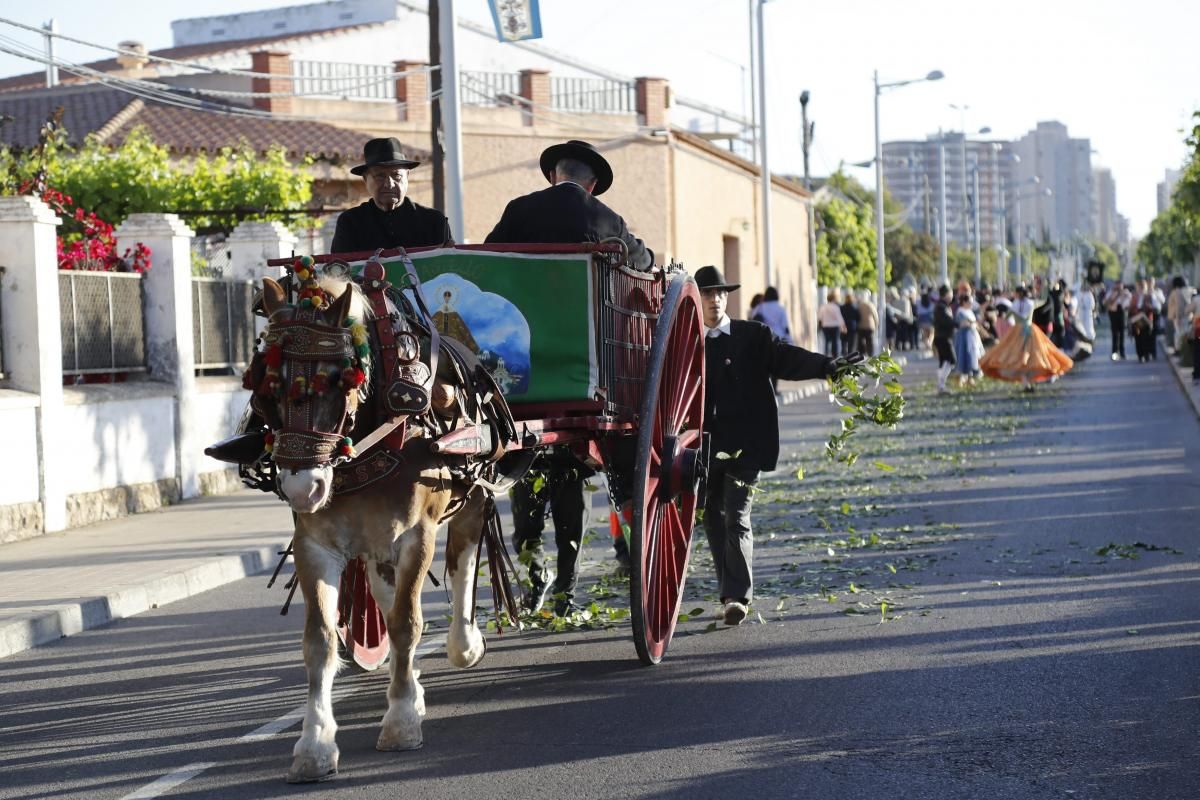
<box><xmin>1</xmin><ymin>0</ymin><xmax>1196</xmax><ymax>236</ymax></box>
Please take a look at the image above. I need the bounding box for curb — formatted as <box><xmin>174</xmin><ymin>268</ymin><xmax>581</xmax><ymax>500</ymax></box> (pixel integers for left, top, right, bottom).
<box><xmin>1167</xmin><ymin>352</ymin><xmax>1200</xmax><ymax>421</ymax></box>
<box><xmin>0</xmin><ymin>542</ymin><xmax>287</xmax><ymax>660</ymax></box>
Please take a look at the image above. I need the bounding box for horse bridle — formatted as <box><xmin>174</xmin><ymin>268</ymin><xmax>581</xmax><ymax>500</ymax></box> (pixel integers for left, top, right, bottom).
<box><xmin>258</xmin><ymin>310</ymin><xmax>363</xmax><ymax>471</ymax></box>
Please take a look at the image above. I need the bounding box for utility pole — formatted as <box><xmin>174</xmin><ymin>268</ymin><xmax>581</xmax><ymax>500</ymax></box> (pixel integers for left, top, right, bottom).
<box><xmin>800</xmin><ymin>91</ymin><xmax>816</xmax><ymax>281</ymax></box>
<box><xmin>746</xmin><ymin>0</ymin><xmax>758</xmax><ymax>163</ymax></box>
<box><xmin>427</xmin><ymin>2</ymin><xmax>444</xmax><ymax>212</ymax></box>
<box><xmin>437</xmin><ymin>0</ymin><xmax>465</xmax><ymax>241</ymax></box>
<box><xmin>754</xmin><ymin>0</ymin><xmax>774</xmax><ymax>287</ymax></box>
<box><xmin>972</xmin><ymin>166</ymin><xmax>981</xmax><ymax>285</ymax></box>
<box><xmin>939</xmin><ymin>130</ymin><xmax>948</xmax><ymax>286</ymax></box>
<box><xmin>42</xmin><ymin>19</ymin><xmax>57</xmax><ymax>89</ymax></box>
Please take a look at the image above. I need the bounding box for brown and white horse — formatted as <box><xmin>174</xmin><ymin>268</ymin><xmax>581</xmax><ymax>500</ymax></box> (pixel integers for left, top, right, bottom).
<box><xmin>255</xmin><ymin>275</ymin><xmax>490</xmax><ymax>782</ymax></box>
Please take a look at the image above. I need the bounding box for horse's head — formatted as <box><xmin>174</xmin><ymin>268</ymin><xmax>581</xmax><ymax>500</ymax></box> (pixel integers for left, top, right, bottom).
<box><xmin>252</xmin><ymin>269</ymin><xmax>372</xmax><ymax>513</ymax></box>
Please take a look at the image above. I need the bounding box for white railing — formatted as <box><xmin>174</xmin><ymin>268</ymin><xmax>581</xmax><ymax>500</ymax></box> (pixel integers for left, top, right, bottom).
<box><xmin>460</xmin><ymin>70</ymin><xmax>522</xmax><ymax>107</ymax></box>
<box><xmin>292</xmin><ymin>60</ymin><xmax>396</xmax><ymax>101</ymax></box>
<box><xmin>551</xmin><ymin>76</ymin><xmax>635</xmax><ymax>114</ymax></box>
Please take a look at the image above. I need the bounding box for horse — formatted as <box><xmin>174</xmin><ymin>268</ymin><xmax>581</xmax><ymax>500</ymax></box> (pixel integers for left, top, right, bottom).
<box><xmin>252</xmin><ymin>268</ymin><xmax>501</xmax><ymax>783</ymax></box>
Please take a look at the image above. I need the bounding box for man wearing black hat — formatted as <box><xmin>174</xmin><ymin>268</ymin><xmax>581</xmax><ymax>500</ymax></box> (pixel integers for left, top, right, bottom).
<box><xmin>489</xmin><ymin>141</ymin><xmax>649</xmax><ymax>615</ymax></box>
<box><xmin>330</xmin><ymin>137</ymin><xmax>453</xmax><ymax>254</ymax></box>
<box><xmin>484</xmin><ymin>139</ymin><xmax>652</xmax><ymax>270</ymax></box>
<box><xmin>695</xmin><ymin>265</ymin><xmax>859</xmax><ymax>625</ymax></box>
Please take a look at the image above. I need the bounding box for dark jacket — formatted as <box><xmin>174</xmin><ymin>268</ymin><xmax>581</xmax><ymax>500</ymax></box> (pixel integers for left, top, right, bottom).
<box><xmin>704</xmin><ymin>319</ymin><xmax>832</xmax><ymax>472</ymax></box>
<box><xmin>933</xmin><ymin>301</ymin><xmax>956</xmax><ymax>339</ymax></box>
<box><xmin>840</xmin><ymin>300</ymin><xmax>860</xmax><ymax>332</ymax></box>
<box><xmin>484</xmin><ymin>182</ymin><xmax>652</xmax><ymax>270</ymax></box>
<box><xmin>330</xmin><ymin>198</ymin><xmax>453</xmax><ymax>254</ymax></box>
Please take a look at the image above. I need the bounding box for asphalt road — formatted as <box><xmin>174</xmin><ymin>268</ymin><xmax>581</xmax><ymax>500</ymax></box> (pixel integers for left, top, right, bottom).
<box><xmin>2</xmin><ymin>343</ymin><xmax>1199</xmax><ymax>800</ymax></box>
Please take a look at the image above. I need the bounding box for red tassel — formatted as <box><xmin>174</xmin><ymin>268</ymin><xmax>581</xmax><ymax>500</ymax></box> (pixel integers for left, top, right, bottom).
<box><xmin>264</xmin><ymin>345</ymin><xmax>283</xmax><ymax>368</ymax></box>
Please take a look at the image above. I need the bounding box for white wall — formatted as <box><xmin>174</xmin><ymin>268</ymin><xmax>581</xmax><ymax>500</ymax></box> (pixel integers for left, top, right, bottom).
<box><xmin>0</xmin><ymin>392</ymin><xmax>40</xmax><ymax>506</ymax></box>
<box><xmin>193</xmin><ymin>379</ymin><xmax>251</xmax><ymax>476</ymax></box>
<box><xmin>59</xmin><ymin>386</ymin><xmax>176</xmax><ymax>496</ymax></box>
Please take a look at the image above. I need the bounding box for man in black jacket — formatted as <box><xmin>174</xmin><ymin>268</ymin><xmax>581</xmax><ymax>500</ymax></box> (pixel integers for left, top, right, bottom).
<box><xmin>697</xmin><ymin>266</ymin><xmax>855</xmax><ymax>625</ymax></box>
<box><xmin>330</xmin><ymin>137</ymin><xmax>453</xmax><ymax>254</ymax></box>
<box><xmin>484</xmin><ymin>140</ymin><xmax>652</xmax><ymax>270</ymax></box>
<box><xmin>486</xmin><ymin>141</ymin><xmax>652</xmax><ymax>615</ymax></box>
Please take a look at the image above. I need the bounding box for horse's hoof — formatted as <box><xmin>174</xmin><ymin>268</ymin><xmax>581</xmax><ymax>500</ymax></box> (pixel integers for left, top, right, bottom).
<box><xmin>286</xmin><ymin>756</ymin><xmax>338</xmax><ymax>783</ymax></box>
<box><xmin>447</xmin><ymin>628</ymin><xmax>487</xmax><ymax>669</ymax></box>
<box><xmin>376</xmin><ymin>732</ymin><xmax>423</xmax><ymax>752</ymax></box>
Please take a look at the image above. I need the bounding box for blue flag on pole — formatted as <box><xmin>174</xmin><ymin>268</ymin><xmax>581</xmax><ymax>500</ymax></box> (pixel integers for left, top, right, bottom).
<box><xmin>487</xmin><ymin>0</ymin><xmax>543</xmax><ymax>42</ymax></box>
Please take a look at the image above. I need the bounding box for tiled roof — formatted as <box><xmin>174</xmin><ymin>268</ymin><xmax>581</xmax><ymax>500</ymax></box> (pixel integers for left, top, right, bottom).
<box><xmin>0</xmin><ymin>85</ymin><xmax>426</xmax><ymax>164</ymax></box>
<box><xmin>0</xmin><ymin>22</ymin><xmax>383</xmax><ymax>94</ymax></box>
<box><xmin>0</xmin><ymin>87</ymin><xmax>134</xmax><ymax>147</ymax></box>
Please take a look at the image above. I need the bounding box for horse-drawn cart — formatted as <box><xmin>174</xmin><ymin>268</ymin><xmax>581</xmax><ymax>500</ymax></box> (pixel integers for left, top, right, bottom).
<box><xmin>259</xmin><ymin>242</ymin><xmax>706</xmax><ymax>667</ymax></box>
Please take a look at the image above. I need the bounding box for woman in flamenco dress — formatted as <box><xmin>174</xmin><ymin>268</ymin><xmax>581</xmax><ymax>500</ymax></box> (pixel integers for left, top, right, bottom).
<box><xmin>980</xmin><ymin>308</ymin><xmax>1073</xmax><ymax>389</ymax></box>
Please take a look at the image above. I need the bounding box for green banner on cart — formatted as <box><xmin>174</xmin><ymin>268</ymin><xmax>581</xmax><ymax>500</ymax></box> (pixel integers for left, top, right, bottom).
<box><xmin>349</xmin><ymin>249</ymin><xmax>596</xmax><ymax>403</ymax></box>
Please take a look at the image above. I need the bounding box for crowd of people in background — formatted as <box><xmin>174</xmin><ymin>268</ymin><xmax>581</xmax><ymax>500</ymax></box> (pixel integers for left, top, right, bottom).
<box><xmin>814</xmin><ymin>267</ymin><xmax>1200</xmax><ymax>391</ymax></box>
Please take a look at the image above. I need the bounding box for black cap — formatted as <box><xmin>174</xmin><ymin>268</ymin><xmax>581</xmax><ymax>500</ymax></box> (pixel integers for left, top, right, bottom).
<box><xmin>694</xmin><ymin>265</ymin><xmax>740</xmax><ymax>292</ymax></box>
<box><xmin>539</xmin><ymin>140</ymin><xmax>614</xmax><ymax>195</ymax></box>
<box><xmin>351</xmin><ymin>137</ymin><xmax>421</xmax><ymax>176</ymax></box>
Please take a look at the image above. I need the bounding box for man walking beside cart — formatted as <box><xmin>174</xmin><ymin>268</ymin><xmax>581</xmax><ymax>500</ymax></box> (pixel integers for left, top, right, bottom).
<box><xmin>695</xmin><ymin>266</ymin><xmax>859</xmax><ymax>625</ymax></box>
<box><xmin>485</xmin><ymin>139</ymin><xmax>654</xmax><ymax>615</ymax></box>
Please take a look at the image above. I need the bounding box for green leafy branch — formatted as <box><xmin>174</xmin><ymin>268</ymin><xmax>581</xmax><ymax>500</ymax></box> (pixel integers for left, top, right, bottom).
<box><xmin>824</xmin><ymin>352</ymin><xmax>906</xmax><ymax>466</ymax></box>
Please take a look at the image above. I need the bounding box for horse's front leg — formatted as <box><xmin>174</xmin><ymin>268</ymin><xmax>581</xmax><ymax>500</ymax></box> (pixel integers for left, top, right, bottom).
<box><xmin>287</xmin><ymin>537</ymin><xmax>345</xmax><ymax>783</ymax></box>
<box><xmin>376</xmin><ymin>519</ymin><xmax>438</xmax><ymax>751</ymax></box>
<box><xmin>445</xmin><ymin>487</ymin><xmax>488</xmax><ymax>669</ymax></box>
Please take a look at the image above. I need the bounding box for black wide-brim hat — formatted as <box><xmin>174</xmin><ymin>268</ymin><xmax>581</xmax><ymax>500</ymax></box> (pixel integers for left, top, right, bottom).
<box><xmin>694</xmin><ymin>265</ymin><xmax>740</xmax><ymax>292</ymax></box>
<box><xmin>351</xmin><ymin>137</ymin><xmax>421</xmax><ymax>175</ymax></box>
<box><xmin>539</xmin><ymin>140</ymin><xmax>613</xmax><ymax>195</ymax></box>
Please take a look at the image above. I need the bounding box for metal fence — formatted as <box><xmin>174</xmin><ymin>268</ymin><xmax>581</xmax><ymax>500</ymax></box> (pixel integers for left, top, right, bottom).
<box><xmin>460</xmin><ymin>70</ymin><xmax>522</xmax><ymax>106</ymax></box>
<box><xmin>191</xmin><ymin>235</ymin><xmax>233</xmax><ymax>278</ymax></box>
<box><xmin>293</xmin><ymin>59</ymin><xmax>396</xmax><ymax>101</ymax></box>
<box><xmin>192</xmin><ymin>278</ymin><xmax>256</xmax><ymax>371</ymax></box>
<box><xmin>550</xmin><ymin>76</ymin><xmax>636</xmax><ymax>114</ymax></box>
<box><xmin>59</xmin><ymin>271</ymin><xmax>147</xmax><ymax>376</ymax></box>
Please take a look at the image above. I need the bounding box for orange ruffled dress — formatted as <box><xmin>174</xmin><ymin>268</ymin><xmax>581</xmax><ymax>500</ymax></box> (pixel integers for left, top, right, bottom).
<box><xmin>980</xmin><ymin>319</ymin><xmax>1073</xmax><ymax>383</ymax></box>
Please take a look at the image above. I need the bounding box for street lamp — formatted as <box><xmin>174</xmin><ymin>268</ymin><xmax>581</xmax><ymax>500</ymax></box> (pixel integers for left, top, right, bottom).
<box><xmin>1013</xmin><ymin>178</ymin><xmax>1051</xmax><ymax>285</ymax></box>
<box><xmin>874</xmin><ymin>68</ymin><xmax>943</xmax><ymax>355</ymax></box>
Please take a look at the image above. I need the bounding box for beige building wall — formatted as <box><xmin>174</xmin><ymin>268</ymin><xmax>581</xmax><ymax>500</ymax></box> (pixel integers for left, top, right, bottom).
<box><xmin>670</xmin><ymin>137</ymin><xmax>816</xmax><ymax>349</ymax></box>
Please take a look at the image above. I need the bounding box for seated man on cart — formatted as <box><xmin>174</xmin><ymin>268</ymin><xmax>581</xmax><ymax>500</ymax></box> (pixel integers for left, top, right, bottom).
<box><xmin>485</xmin><ymin>139</ymin><xmax>654</xmax><ymax>615</ymax></box>
<box><xmin>331</xmin><ymin>137</ymin><xmax>454</xmax><ymax>252</ymax></box>
<box><xmin>207</xmin><ymin>137</ymin><xmax>451</xmax><ymax>466</ymax></box>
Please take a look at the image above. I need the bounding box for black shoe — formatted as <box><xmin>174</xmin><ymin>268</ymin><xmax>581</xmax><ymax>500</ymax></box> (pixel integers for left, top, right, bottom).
<box><xmin>553</xmin><ymin>597</ymin><xmax>579</xmax><ymax>617</ymax></box>
<box><xmin>522</xmin><ymin>573</ymin><xmax>554</xmax><ymax>614</ymax></box>
<box><xmin>614</xmin><ymin>550</ymin><xmax>631</xmax><ymax>578</ymax></box>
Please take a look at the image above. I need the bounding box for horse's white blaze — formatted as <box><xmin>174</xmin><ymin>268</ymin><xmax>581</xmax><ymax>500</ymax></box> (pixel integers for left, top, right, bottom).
<box><xmin>446</xmin><ymin>539</ymin><xmax>485</xmax><ymax>669</ymax></box>
<box><xmin>280</xmin><ymin>467</ymin><xmax>334</xmax><ymax>513</ymax></box>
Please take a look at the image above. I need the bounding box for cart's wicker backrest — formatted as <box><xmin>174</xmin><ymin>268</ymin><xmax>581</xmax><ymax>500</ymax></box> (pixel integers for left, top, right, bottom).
<box><xmin>596</xmin><ymin>263</ymin><xmax>665</xmax><ymax>420</ymax></box>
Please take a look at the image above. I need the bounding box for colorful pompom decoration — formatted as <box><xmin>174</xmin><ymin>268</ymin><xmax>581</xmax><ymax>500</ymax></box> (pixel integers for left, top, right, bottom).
<box><xmin>312</xmin><ymin>370</ymin><xmax>330</xmax><ymax>395</ymax></box>
<box><xmin>288</xmin><ymin>375</ymin><xmax>308</xmax><ymax>400</ymax></box>
<box><xmin>264</xmin><ymin>344</ymin><xmax>283</xmax><ymax>368</ymax></box>
<box><xmin>338</xmin><ymin>436</ymin><xmax>355</xmax><ymax>458</ymax></box>
<box><xmin>340</xmin><ymin>367</ymin><xmax>366</xmax><ymax>391</ymax></box>
<box><xmin>264</xmin><ymin>431</ymin><xmax>275</xmax><ymax>454</ymax></box>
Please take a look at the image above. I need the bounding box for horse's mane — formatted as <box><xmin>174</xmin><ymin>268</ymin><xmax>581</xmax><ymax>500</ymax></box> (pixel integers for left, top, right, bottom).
<box><xmin>316</xmin><ymin>274</ymin><xmax>373</xmax><ymax>396</ymax></box>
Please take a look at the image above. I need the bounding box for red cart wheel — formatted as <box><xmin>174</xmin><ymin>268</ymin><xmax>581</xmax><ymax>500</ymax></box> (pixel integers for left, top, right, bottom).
<box><xmin>337</xmin><ymin>558</ymin><xmax>390</xmax><ymax>671</ymax></box>
<box><xmin>630</xmin><ymin>274</ymin><xmax>706</xmax><ymax>665</ymax></box>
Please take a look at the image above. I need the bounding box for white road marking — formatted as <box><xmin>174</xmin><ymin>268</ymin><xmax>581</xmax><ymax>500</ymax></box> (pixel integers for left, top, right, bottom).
<box><xmin>118</xmin><ymin>763</ymin><xmax>217</xmax><ymax>800</ymax></box>
<box><xmin>121</xmin><ymin>634</ymin><xmax>447</xmax><ymax>797</ymax></box>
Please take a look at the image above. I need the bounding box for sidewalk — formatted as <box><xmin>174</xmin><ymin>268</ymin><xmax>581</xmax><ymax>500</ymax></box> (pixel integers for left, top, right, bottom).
<box><xmin>0</xmin><ymin>490</ymin><xmax>293</xmax><ymax>659</ymax></box>
<box><xmin>1166</xmin><ymin>350</ymin><xmax>1200</xmax><ymax>421</ymax></box>
<box><xmin>0</xmin><ymin>354</ymin><xmax>913</xmax><ymax>660</ymax></box>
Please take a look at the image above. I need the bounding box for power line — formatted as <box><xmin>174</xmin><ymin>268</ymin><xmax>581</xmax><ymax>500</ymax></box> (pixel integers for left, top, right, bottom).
<box><xmin>0</xmin><ymin>37</ymin><xmax>442</xmax><ymax>124</ymax></box>
<box><xmin>0</xmin><ymin>15</ymin><xmax>439</xmax><ymax>83</ymax></box>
